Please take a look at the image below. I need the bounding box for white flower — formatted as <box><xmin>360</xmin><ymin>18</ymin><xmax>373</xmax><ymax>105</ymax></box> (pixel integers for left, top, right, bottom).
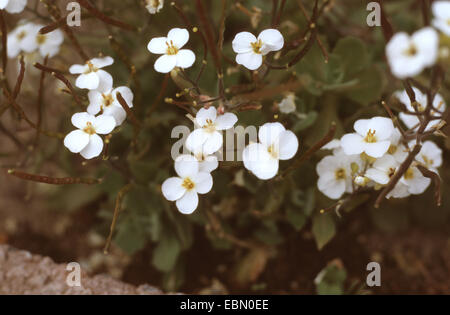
<box><xmin>400</xmin><ymin>166</ymin><xmax>431</xmax><ymax>195</ymax></box>
<box><xmin>365</xmin><ymin>154</ymin><xmax>399</xmax><ymax>185</ymax></box>
<box><xmin>278</xmin><ymin>93</ymin><xmax>296</xmax><ymax>114</ymax></box>
<box><xmin>145</xmin><ymin>0</ymin><xmax>163</xmax><ymax>14</ymax></box>
<box><xmin>34</xmin><ymin>27</ymin><xmax>64</xmax><ymax>58</ymax></box>
<box><xmin>432</xmin><ymin>1</ymin><xmax>450</xmax><ymax>36</ymax></box>
<box><xmin>416</xmin><ymin>140</ymin><xmax>442</xmax><ymax>171</ymax></box>
<box><xmin>396</xmin><ymin>87</ymin><xmax>446</xmax><ymax>131</ymax></box>
<box><xmin>161</xmin><ymin>155</ymin><xmax>213</xmax><ymax>214</ymax></box>
<box><xmin>316</xmin><ymin>152</ymin><xmax>358</xmax><ymax>199</ymax></box>
<box><xmin>7</xmin><ymin>22</ymin><xmax>40</xmax><ymax>58</ymax></box>
<box><xmin>340</xmin><ymin>117</ymin><xmax>394</xmax><ymax>158</ymax></box>
<box><xmin>69</xmin><ymin>56</ymin><xmax>114</xmax><ymax>92</ymax></box>
<box><xmin>64</xmin><ymin>112</ymin><xmax>116</xmax><ymax>159</ymax></box>
<box><xmin>185</xmin><ymin>106</ymin><xmax>238</xmax><ymax>155</ymax></box>
<box><xmin>0</xmin><ymin>0</ymin><xmax>27</xmax><ymax>14</ymax></box>
<box><xmin>87</xmin><ymin>86</ymin><xmax>133</xmax><ymax>126</ymax></box>
<box><xmin>386</xmin><ymin>27</ymin><xmax>438</xmax><ymax>79</ymax></box>
<box><xmin>242</xmin><ymin>122</ymin><xmax>298</xmax><ymax>180</ymax></box>
<box><xmin>147</xmin><ymin>28</ymin><xmax>195</xmax><ymax>73</ymax></box>
<box><xmin>232</xmin><ymin>29</ymin><xmax>284</xmax><ymax>70</ymax></box>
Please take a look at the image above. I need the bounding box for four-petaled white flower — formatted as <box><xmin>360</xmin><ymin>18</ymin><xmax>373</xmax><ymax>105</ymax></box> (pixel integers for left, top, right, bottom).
<box><xmin>188</xmin><ymin>146</ymin><xmax>219</xmax><ymax>174</ymax></box>
<box><xmin>242</xmin><ymin>122</ymin><xmax>298</xmax><ymax>180</ymax></box>
<box><xmin>416</xmin><ymin>140</ymin><xmax>442</xmax><ymax>171</ymax></box>
<box><xmin>7</xmin><ymin>22</ymin><xmax>40</xmax><ymax>58</ymax></box>
<box><xmin>400</xmin><ymin>166</ymin><xmax>431</xmax><ymax>195</ymax></box>
<box><xmin>232</xmin><ymin>29</ymin><xmax>284</xmax><ymax>70</ymax></box>
<box><xmin>0</xmin><ymin>0</ymin><xmax>27</xmax><ymax>14</ymax></box>
<box><xmin>161</xmin><ymin>155</ymin><xmax>213</xmax><ymax>214</ymax></box>
<box><xmin>147</xmin><ymin>28</ymin><xmax>196</xmax><ymax>73</ymax></box>
<box><xmin>386</xmin><ymin>27</ymin><xmax>438</xmax><ymax>79</ymax></box>
<box><xmin>316</xmin><ymin>152</ymin><xmax>359</xmax><ymax>199</ymax></box>
<box><xmin>396</xmin><ymin>87</ymin><xmax>446</xmax><ymax>131</ymax></box>
<box><xmin>146</xmin><ymin>0</ymin><xmax>163</xmax><ymax>14</ymax></box>
<box><xmin>432</xmin><ymin>1</ymin><xmax>450</xmax><ymax>36</ymax></box>
<box><xmin>278</xmin><ymin>93</ymin><xmax>296</xmax><ymax>114</ymax></box>
<box><xmin>34</xmin><ymin>26</ymin><xmax>64</xmax><ymax>58</ymax></box>
<box><xmin>64</xmin><ymin>112</ymin><xmax>116</xmax><ymax>159</ymax></box>
<box><xmin>341</xmin><ymin>117</ymin><xmax>394</xmax><ymax>158</ymax></box>
<box><xmin>365</xmin><ymin>154</ymin><xmax>399</xmax><ymax>185</ymax></box>
<box><xmin>69</xmin><ymin>56</ymin><xmax>114</xmax><ymax>92</ymax></box>
<box><xmin>186</xmin><ymin>106</ymin><xmax>238</xmax><ymax>155</ymax></box>
<box><xmin>87</xmin><ymin>86</ymin><xmax>134</xmax><ymax>126</ymax></box>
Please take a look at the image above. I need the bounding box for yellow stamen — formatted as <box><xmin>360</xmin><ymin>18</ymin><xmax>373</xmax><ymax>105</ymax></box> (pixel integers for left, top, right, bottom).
<box><xmin>388</xmin><ymin>145</ymin><xmax>397</xmax><ymax>155</ymax></box>
<box><xmin>182</xmin><ymin>177</ymin><xmax>195</xmax><ymax>190</ymax></box>
<box><xmin>404</xmin><ymin>168</ymin><xmax>414</xmax><ymax>180</ymax></box>
<box><xmin>36</xmin><ymin>34</ymin><xmax>47</xmax><ymax>44</ymax></box>
<box><xmin>16</xmin><ymin>31</ymin><xmax>26</xmax><ymax>40</ymax></box>
<box><xmin>251</xmin><ymin>39</ymin><xmax>263</xmax><ymax>54</ymax></box>
<box><xmin>267</xmin><ymin>144</ymin><xmax>278</xmax><ymax>159</ymax></box>
<box><xmin>166</xmin><ymin>40</ymin><xmax>179</xmax><ymax>55</ymax></box>
<box><xmin>83</xmin><ymin>122</ymin><xmax>96</xmax><ymax>135</ymax></box>
<box><xmin>202</xmin><ymin>118</ymin><xmax>216</xmax><ymax>133</ymax></box>
<box><xmin>335</xmin><ymin>168</ymin><xmax>346</xmax><ymax>180</ymax></box>
<box><xmin>403</xmin><ymin>44</ymin><xmax>417</xmax><ymax>56</ymax></box>
<box><xmin>102</xmin><ymin>93</ymin><xmax>114</xmax><ymax>108</ymax></box>
<box><xmin>364</xmin><ymin>129</ymin><xmax>377</xmax><ymax>143</ymax></box>
<box><xmin>84</xmin><ymin>61</ymin><xmax>98</xmax><ymax>74</ymax></box>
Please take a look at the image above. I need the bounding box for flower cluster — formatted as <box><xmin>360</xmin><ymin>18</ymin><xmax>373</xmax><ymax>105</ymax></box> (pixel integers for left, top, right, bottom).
<box><xmin>386</xmin><ymin>1</ymin><xmax>450</xmax><ymax>79</ymax></box>
<box><xmin>7</xmin><ymin>21</ymin><xmax>64</xmax><ymax>59</ymax></box>
<box><xmin>145</xmin><ymin>0</ymin><xmax>164</xmax><ymax>14</ymax></box>
<box><xmin>64</xmin><ymin>57</ymin><xmax>134</xmax><ymax>159</ymax></box>
<box><xmin>162</xmin><ymin>107</ymin><xmax>238</xmax><ymax>214</ymax></box>
<box><xmin>316</xmin><ymin>112</ymin><xmax>443</xmax><ymax>200</ymax></box>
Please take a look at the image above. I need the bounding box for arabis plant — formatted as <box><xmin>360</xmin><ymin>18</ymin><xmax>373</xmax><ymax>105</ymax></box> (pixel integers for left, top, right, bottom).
<box><xmin>34</xmin><ymin>26</ymin><xmax>64</xmax><ymax>58</ymax></box>
<box><xmin>185</xmin><ymin>107</ymin><xmax>238</xmax><ymax>155</ymax></box>
<box><xmin>7</xmin><ymin>22</ymin><xmax>40</xmax><ymax>58</ymax></box>
<box><xmin>64</xmin><ymin>112</ymin><xmax>116</xmax><ymax>160</ymax></box>
<box><xmin>432</xmin><ymin>1</ymin><xmax>450</xmax><ymax>36</ymax></box>
<box><xmin>340</xmin><ymin>117</ymin><xmax>394</xmax><ymax>158</ymax></box>
<box><xmin>147</xmin><ymin>28</ymin><xmax>196</xmax><ymax>73</ymax></box>
<box><xmin>232</xmin><ymin>29</ymin><xmax>284</xmax><ymax>70</ymax></box>
<box><xmin>87</xmin><ymin>86</ymin><xmax>134</xmax><ymax>126</ymax></box>
<box><xmin>0</xmin><ymin>0</ymin><xmax>27</xmax><ymax>14</ymax></box>
<box><xmin>162</xmin><ymin>155</ymin><xmax>213</xmax><ymax>214</ymax></box>
<box><xmin>69</xmin><ymin>56</ymin><xmax>114</xmax><ymax>92</ymax></box>
<box><xmin>242</xmin><ymin>122</ymin><xmax>298</xmax><ymax>180</ymax></box>
<box><xmin>386</xmin><ymin>27</ymin><xmax>438</xmax><ymax>79</ymax></box>
<box><xmin>188</xmin><ymin>145</ymin><xmax>219</xmax><ymax>174</ymax></box>
<box><xmin>146</xmin><ymin>0</ymin><xmax>164</xmax><ymax>14</ymax></box>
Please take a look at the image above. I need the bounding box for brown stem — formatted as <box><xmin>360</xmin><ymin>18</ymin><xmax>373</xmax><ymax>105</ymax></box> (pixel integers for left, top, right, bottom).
<box><xmin>7</xmin><ymin>169</ymin><xmax>101</xmax><ymax>185</ymax></box>
<box><xmin>417</xmin><ymin>164</ymin><xmax>441</xmax><ymax>207</ymax></box>
<box><xmin>77</xmin><ymin>0</ymin><xmax>137</xmax><ymax>31</ymax></box>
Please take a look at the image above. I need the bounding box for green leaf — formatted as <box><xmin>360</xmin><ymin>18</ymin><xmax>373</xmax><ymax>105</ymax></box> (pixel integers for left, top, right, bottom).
<box><xmin>344</xmin><ymin>65</ymin><xmax>385</xmax><ymax>105</ymax></box>
<box><xmin>333</xmin><ymin>37</ymin><xmax>369</xmax><ymax>78</ymax></box>
<box><xmin>286</xmin><ymin>207</ymin><xmax>307</xmax><ymax>231</ymax></box>
<box><xmin>315</xmin><ymin>260</ymin><xmax>347</xmax><ymax>295</ymax></box>
<box><xmin>152</xmin><ymin>230</ymin><xmax>181</xmax><ymax>272</ymax></box>
<box><xmin>312</xmin><ymin>213</ymin><xmax>336</xmax><ymax>250</ymax></box>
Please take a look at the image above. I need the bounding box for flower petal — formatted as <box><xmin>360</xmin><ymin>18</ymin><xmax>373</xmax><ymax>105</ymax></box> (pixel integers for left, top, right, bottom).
<box><xmin>203</xmin><ymin>131</ymin><xmax>223</xmax><ymax>155</ymax></box>
<box><xmin>366</xmin><ymin>117</ymin><xmax>394</xmax><ymax>140</ymax></box>
<box><xmin>69</xmin><ymin>64</ymin><xmax>87</xmax><ymax>74</ymax></box>
<box><xmin>147</xmin><ymin>36</ymin><xmax>168</xmax><ymax>54</ymax></box>
<box><xmin>192</xmin><ymin>172</ymin><xmax>213</xmax><ymax>194</ymax></box>
<box><xmin>175</xmin><ymin>154</ymin><xmax>199</xmax><ymax>178</ymax></box>
<box><xmin>80</xmin><ymin>134</ymin><xmax>104</xmax><ymax>159</ymax></box>
<box><xmin>96</xmin><ymin>70</ymin><xmax>113</xmax><ymax>93</ymax></box>
<box><xmin>365</xmin><ymin>141</ymin><xmax>390</xmax><ymax>158</ymax></box>
<box><xmin>199</xmin><ymin>155</ymin><xmax>218</xmax><ymax>173</ymax></box>
<box><xmin>113</xmin><ymin>86</ymin><xmax>134</xmax><ymax>107</ymax></box>
<box><xmin>162</xmin><ymin>177</ymin><xmax>186</xmax><ymax>201</ymax></box>
<box><xmin>186</xmin><ymin>128</ymin><xmax>209</xmax><ymax>152</ymax></box>
<box><xmin>5</xmin><ymin>0</ymin><xmax>27</xmax><ymax>14</ymax></box>
<box><xmin>103</xmin><ymin>105</ymin><xmax>127</xmax><ymax>126</ymax></box>
<box><xmin>340</xmin><ymin>133</ymin><xmax>365</xmax><ymax>156</ymax></box>
<box><xmin>196</xmin><ymin>107</ymin><xmax>217</xmax><ymax>127</ymax></box>
<box><xmin>318</xmin><ymin>173</ymin><xmax>346</xmax><ymax>199</ymax></box>
<box><xmin>176</xmin><ymin>49</ymin><xmax>196</xmax><ymax>69</ymax></box>
<box><xmin>258</xmin><ymin>29</ymin><xmax>284</xmax><ymax>54</ymax></box>
<box><xmin>232</xmin><ymin>31</ymin><xmax>256</xmax><ymax>53</ymax></box>
<box><xmin>175</xmin><ymin>190</ymin><xmax>199</xmax><ymax>214</ymax></box>
<box><xmin>93</xmin><ymin>114</ymin><xmax>116</xmax><ymax>134</ymax></box>
<box><xmin>167</xmin><ymin>28</ymin><xmax>189</xmax><ymax>48</ymax></box>
<box><xmin>365</xmin><ymin>168</ymin><xmax>390</xmax><ymax>185</ymax></box>
<box><xmin>278</xmin><ymin>130</ymin><xmax>299</xmax><ymax>160</ymax></box>
<box><xmin>90</xmin><ymin>56</ymin><xmax>114</xmax><ymax>69</ymax></box>
<box><xmin>75</xmin><ymin>72</ymin><xmax>99</xmax><ymax>90</ymax></box>
<box><xmin>154</xmin><ymin>54</ymin><xmax>177</xmax><ymax>73</ymax></box>
<box><xmin>258</xmin><ymin>122</ymin><xmax>286</xmax><ymax>147</ymax></box>
<box><xmin>215</xmin><ymin>113</ymin><xmax>237</xmax><ymax>130</ymax></box>
<box><xmin>64</xmin><ymin>130</ymin><xmax>89</xmax><ymax>153</ymax></box>
<box><xmin>87</xmin><ymin>90</ymin><xmax>103</xmax><ymax>115</ymax></box>
<box><xmin>236</xmin><ymin>52</ymin><xmax>262</xmax><ymax>70</ymax></box>
<box><xmin>71</xmin><ymin>112</ymin><xmax>95</xmax><ymax>129</ymax></box>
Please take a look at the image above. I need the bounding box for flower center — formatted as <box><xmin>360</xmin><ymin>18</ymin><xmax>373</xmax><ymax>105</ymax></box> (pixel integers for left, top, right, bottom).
<box><xmin>166</xmin><ymin>40</ymin><xmax>179</xmax><ymax>55</ymax></box>
<box><xmin>334</xmin><ymin>168</ymin><xmax>346</xmax><ymax>180</ymax></box>
<box><xmin>388</xmin><ymin>167</ymin><xmax>396</xmax><ymax>178</ymax></box>
<box><xmin>364</xmin><ymin>129</ymin><xmax>377</xmax><ymax>143</ymax></box>
<box><xmin>404</xmin><ymin>168</ymin><xmax>414</xmax><ymax>180</ymax></box>
<box><xmin>388</xmin><ymin>145</ymin><xmax>397</xmax><ymax>155</ymax></box>
<box><xmin>148</xmin><ymin>0</ymin><xmax>160</xmax><ymax>7</ymax></box>
<box><xmin>102</xmin><ymin>93</ymin><xmax>114</xmax><ymax>108</ymax></box>
<box><xmin>267</xmin><ymin>144</ymin><xmax>278</xmax><ymax>159</ymax></box>
<box><xmin>83</xmin><ymin>122</ymin><xmax>96</xmax><ymax>135</ymax></box>
<box><xmin>17</xmin><ymin>31</ymin><xmax>27</xmax><ymax>40</ymax></box>
<box><xmin>403</xmin><ymin>43</ymin><xmax>417</xmax><ymax>57</ymax></box>
<box><xmin>84</xmin><ymin>61</ymin><xmax>98</xmax><ymax>74</ymax></box>
<box><xmin>36</xmin><ymin>34</ymin><xmax>47</xmax><ymax>44</ymax></box>
<box><xmin>182</xmin><ymin>177</ymin><xmax>195</xmax><ymax>190</ymax></box>
<box><xmin>421</xmin><ymin>154</ymin><xmax>433</xmax><ymax>167</ymax></box>
<box><xmin>251</xmin><ymin>39</ymin><xmax>263</xmax><ymax>54</ymax></box>
<box><xmin>202</xmin><ymin>119</ymin><xmax>216</xmax><ymax>133</ymax></box>
<box><xmin>195</xmin><ymin>153</ymin><xmax>205</xmax><ymax>162</ymax></box>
